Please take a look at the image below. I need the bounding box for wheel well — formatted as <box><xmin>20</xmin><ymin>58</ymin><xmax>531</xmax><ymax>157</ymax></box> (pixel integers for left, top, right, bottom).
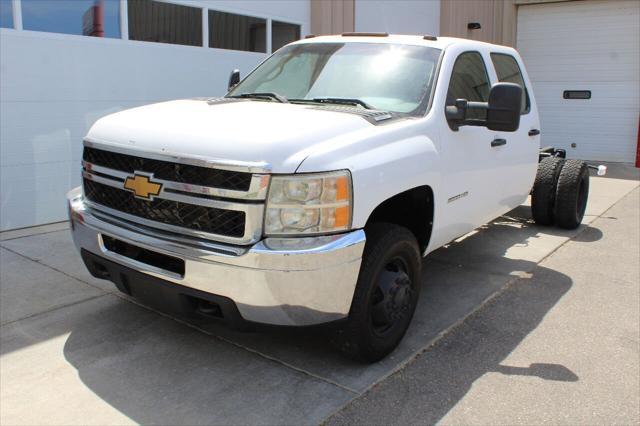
<box><xmin>365</xmin><ymin>186</ymin><xmax>434</xmax><ymax>252</ymax></box>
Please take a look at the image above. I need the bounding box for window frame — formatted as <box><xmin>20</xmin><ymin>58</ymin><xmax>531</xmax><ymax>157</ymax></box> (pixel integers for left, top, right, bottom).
<box><xmin>18</xmin><ymin>0</ymin><xmax>122</xmax><ymax>39</ymax></box>
<box><xmin>207</xmin><ymin>8</ymin><xmax>267</xmax><ymax>53</ymax></box>
<box><xmin>3</xmin><ymin>0</ymin><xmax>306</xmax><ymax>54</ymax></box>
<box><xmin>489</xmin><ymin>52</ymin><xmax>531</xmax><ymax>115</ymax></box>
<box><xmin>445</xmin><ymin>50</ymin><xmax>492</xmax><ymax>122</ymax></box>
<box><xmin>128</xmin><ymin>0</ymin><xmax>203</xmax><ymax>47</ymax></box>
<box><xmin>271</xmin><ymin>20</ymin><xmax>301</xmax><ymax>52</ymax></box>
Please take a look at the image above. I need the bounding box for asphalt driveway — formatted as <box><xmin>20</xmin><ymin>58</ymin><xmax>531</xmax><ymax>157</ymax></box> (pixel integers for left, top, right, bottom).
<box><xmin>1</xmin><ymin>165</ymin><xmax>638</xmax><ymax>425</ymax></box>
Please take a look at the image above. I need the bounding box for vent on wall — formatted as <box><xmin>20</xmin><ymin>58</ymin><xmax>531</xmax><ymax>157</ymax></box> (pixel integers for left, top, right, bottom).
<box><xmin>563</xmin><ymin>90</ymin><xmax>591</xmax><ymax>100</ymax></box>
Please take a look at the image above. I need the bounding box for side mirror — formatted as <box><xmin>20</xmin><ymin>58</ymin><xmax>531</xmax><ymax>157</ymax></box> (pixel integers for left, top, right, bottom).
<box><xmin>228</xmin><ymin>69</ymin><xmax>240</xmax><ymax>91</ymax></box>
<box><xmin>445</xmin><ymin>82</ymin><xmax>522</xmax><ymax>132</ymax></box>
<box><xmin>486</xmin><ymin>82</ymin><xmax>522</xmax><ymax>132</ymax></box>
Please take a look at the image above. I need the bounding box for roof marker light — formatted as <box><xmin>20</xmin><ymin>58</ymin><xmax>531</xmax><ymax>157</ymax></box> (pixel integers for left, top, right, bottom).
<box><xmin>341</xmin><ymin>32</ymin><xmax>389</xmax><ymax>37</ymax></box>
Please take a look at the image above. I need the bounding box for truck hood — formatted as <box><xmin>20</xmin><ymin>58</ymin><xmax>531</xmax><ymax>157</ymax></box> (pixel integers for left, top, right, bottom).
<box><xmin>86</xmin><ymin>99</ymin><xmax>381</xmax><ymax>173</ymax></box>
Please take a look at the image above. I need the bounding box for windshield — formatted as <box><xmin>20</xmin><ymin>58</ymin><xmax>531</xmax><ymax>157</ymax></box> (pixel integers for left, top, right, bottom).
<box><xmin>228</xmin><ymin>42</ymin><xmax>441</xmax><ymax>115</ymax></box>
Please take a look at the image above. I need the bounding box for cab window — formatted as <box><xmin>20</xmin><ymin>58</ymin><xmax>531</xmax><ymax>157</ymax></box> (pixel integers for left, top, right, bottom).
<box><xmin>490</xmin><ymin>53</ymin><xmax>530</xmax><ymax>114</ymax></box>
<box><xmin>446</xmin><ymin>52</ymin><xmax>491</xmax><ymax>120</ymax></box>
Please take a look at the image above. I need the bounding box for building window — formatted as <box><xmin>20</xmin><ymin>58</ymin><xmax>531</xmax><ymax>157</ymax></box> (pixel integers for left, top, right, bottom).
<box><xmin>21</xmin><ymin>0</ymin><xmax>121</xmax><ymax>38</ymax></box>
<box><xmin>128</xmin><ymin>0</ymin><xmax>202</xmax><ymax>47</ymax></box>
<box><xmin>0</xmin><ymin>0</ymin><xmax>13</xmax><ymax>29</ymax></box>
<box><xmin>208</xmin><ymin>10</ymin><xmax>266</xmax><ymax>53</ymax></box>
<box><xmin>490</xmin><ymin>53</ymin><xmax>530</xmax><ymax>114</ymax></box>
<box><xmin>271</xmin><ymin>21</ymin><xmax>300</xmax><ymax>51</ymax></box>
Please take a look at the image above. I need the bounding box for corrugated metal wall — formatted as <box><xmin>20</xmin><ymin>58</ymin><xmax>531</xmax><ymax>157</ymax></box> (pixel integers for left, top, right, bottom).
<box><xmin>310</xmin><ymin>0</ymin><xmax>354</xmax><ymax>36</ymax></box>
<box><xmin>440</xmin><ymin>0</ymin><xmax>516</xmax><ymax>46</ymax></box>
<box><xmin>439</xmin><ymin>0</ymin><xmax>581</xmax><ymax>48</ymax></box>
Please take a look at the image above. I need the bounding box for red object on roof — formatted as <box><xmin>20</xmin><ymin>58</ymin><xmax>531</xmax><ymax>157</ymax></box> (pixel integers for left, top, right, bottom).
<box><xmin>82</xmin><ymin>0</ymin><xmax>104</xmax><ymax>37</ymax></box>
<box><xmin>636</xmin><ymin>116</ymin><xmax>639</xmax><ymax>168</ymax></box>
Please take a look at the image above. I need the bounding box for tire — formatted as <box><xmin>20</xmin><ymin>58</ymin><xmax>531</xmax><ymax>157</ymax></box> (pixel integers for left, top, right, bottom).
<box><xmin>332</xmin><ymin>223</ymin><xmax>422</xmax><ymax>362</ymax></box>
<box><xmin>531</xmin><ymin>157</ymin><xmax>565</xmax><ymax>226</ymax></box>
<box><xmin>555</xmin><ymin>159</ymin><xmax>589</xmax><ymax>229</ymax></box>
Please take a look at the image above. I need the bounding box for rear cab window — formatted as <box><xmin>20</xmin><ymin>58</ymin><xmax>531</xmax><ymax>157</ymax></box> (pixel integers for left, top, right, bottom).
<box><xmin>490</xmin><ymin>53</ymin><xmax>531</xmax><ymax>114</ymax></box>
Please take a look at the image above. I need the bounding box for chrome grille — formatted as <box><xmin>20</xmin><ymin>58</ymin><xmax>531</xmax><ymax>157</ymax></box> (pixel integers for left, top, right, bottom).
<box><xmin>83</xmin><ymin>179</ymin><xmax>246</xmax><ymax>237</ymax></box>
<box><xmin>83</xmin><ymin>147</ymin><xmax>252</xmax><ymax>191</ymax></box>
<box><xmin>81</xmin><ymin>141</ymin><xmax>269</xmax><ymax>245</ymax></box>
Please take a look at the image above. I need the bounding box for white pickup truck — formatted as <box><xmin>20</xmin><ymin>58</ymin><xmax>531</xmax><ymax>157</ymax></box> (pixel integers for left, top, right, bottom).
<box><xmin>67</xmin><ymin>34</ymin><xmax>595</xmax><ymax>362</ymax></box>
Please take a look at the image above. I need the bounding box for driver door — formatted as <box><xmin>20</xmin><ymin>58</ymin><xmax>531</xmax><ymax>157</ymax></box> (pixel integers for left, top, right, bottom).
<box><xmin>438</xmin><ymin>51</ymin><xmax>503</xmax><ymax>242</ymax></box>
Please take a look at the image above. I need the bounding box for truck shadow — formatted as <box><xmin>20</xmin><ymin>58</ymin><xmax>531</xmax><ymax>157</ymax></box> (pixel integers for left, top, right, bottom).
<box><xmin>59</xmin><ymin>207</ymin><xmax>588</xmax><ymax>424</ymax></box>
<box><xmin>327</xmin><ymin>263</ymin><xmax>578</xmax><ymax>425</ymax></box>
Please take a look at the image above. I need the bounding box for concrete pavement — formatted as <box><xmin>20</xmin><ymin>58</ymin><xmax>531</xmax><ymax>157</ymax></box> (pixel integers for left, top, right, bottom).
<box><xmin>0</xmin><ymin>166</ymin><xmax>638</xmax><ymax>425</ymax></box>
<box><xmin>328</xmin><ymin>186</ymin><xmax>640</xmax><ymax>425</ymax></box>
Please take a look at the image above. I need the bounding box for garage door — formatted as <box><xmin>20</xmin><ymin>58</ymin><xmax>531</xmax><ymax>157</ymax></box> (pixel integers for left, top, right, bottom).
<box><xmin>517</xmin><ymin>0</ymin><xmax>639</xmax><ymax>162</ymax></box>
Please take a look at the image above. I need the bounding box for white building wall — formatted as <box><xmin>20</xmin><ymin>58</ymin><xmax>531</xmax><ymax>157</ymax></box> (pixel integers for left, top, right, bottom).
<box><xmin>516</xmin><ymin>0</ymin><xmax>639</xmax><ymax>162</ymax></box>
<box><xmin>354</xmin><ymin>0</ymin><xmax>440</xmax><ymax>36</ymax></box>
<box><xmin>0</xmin><ymin>0</ymin><xmax>309</xmax><ymax>231</ymax></box>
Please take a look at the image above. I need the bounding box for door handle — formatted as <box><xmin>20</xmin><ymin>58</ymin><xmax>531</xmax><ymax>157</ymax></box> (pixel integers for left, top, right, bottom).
<box><xmin>491</xmin><ymin>138</ymin><xmax>507</xmax><ymax>147</ymax></box>
<box><xmin>528</xmin><ymin>129</ymin><xmax>540</xmax><ymax>136</ymax></box>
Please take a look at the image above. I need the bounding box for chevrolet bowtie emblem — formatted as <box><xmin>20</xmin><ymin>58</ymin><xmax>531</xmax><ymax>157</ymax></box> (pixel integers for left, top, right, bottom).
<box><xmin>123</xmin><ymin>174</ymin><xmax>163</xmax><ymax>200</ymax></box>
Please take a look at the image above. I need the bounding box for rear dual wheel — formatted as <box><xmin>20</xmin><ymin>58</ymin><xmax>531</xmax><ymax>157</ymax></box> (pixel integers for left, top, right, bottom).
<box><xmin>555</xmin><ymin>160</ymin><xmax>590</xmax><ymax>229</ymax></box>
<box><xmin>531</xmin><ymin>157</ymin><xmax>564</xmax><ymax>225</ymax></box>
<box><xmin>531</xmin><ymin>158</ymin><xmax>589</xmax><ymax>229</ymax></box>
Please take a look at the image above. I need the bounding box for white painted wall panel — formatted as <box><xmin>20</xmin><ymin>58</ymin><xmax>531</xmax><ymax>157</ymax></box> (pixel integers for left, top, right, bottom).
<box><xmin>355</xmin><ymin>0</ymin><xmax>439</xmax><ymax>36</ymax></box>
<box><xmin>517</xmin><ymin>0</ymin><xmax>639</xmax><ymax>162</ymax></box>
<box><xmin>0</xmin><ymin>0</ymin><xmax>309</xmax><ymax>230</ymax></box>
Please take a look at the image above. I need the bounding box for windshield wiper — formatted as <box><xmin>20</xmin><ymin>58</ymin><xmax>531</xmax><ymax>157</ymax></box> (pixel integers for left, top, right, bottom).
<box><xmin>228</xmin><ymin>92</ymin><xmax>289</xmax><ymax>103</ymax></box>
<box><xmin>311</xmin><ymin>97</ymin><xmax>373</xmax><ymax>110</ymax></box>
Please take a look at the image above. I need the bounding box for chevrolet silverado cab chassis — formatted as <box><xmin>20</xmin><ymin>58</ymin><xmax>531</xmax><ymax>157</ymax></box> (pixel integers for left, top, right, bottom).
<box><xmin>67</xmin><ymin>34</ymin><xmax>597</xmax><ymax>362</ymax></box>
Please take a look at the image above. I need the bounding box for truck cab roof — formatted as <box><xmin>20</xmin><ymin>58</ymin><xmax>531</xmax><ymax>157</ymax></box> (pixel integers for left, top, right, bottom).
<box><xmin>291</xmin><ymin>33</ymin><xmax>517</xmax><ymax>55</ymax></box>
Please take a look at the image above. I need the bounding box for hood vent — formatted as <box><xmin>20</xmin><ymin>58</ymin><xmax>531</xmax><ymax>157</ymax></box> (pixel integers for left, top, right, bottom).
<box><xmin>204</xmin><ymin>97</ymin><xmax>242</xmax><ymax>105</ymax></box>
<box><xmin>306</xmin><ymin>105</ymin><xmax>394</xmax><ymax>124</ymax></box>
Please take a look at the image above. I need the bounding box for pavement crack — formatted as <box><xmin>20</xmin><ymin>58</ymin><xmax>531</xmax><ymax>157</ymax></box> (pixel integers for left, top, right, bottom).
<box><xmin>213</xmin><ymin>334</ymin><xmax>362</xmax><ymax>395</ymax></box>
<box><xmin>1</xmin><ymin>242</ymin><xmax>359</xmax><ymax>395</ymax></box>
<box><xmin>0</xmin><ymin>294</ymin><xmax>109</xmax><ymax>328</ymax></box>
<box><xmin>108</xmin><ymin>291</ymin><xmax>361</xmax><ymax>396</ymax></box>
<box><xmin>0</xmin><ymin>228</ymin><xmax>69</xmax><ymax>242</ymax></box>
<box><xmin>0</xmin><ymin>246</ymin><xmax>110</xmax><ymax>294</ymax></box>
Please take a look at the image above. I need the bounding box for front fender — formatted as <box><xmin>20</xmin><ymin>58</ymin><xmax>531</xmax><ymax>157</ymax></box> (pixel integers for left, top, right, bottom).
<box><xmin>296</xmin><ymin>124</ymin><xmax>441</xmax><ymax>229</ymax></box>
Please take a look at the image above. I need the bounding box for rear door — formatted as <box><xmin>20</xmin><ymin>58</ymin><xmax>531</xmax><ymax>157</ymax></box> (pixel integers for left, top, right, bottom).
<box><xmin>488</xmin><ymin>52</ymin><xmax>540</xmax><ymax>209</ymax></box>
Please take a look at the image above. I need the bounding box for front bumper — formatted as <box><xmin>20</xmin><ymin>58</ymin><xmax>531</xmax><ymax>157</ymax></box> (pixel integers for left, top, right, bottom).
<box><xmin>67</xmin><ymin>187</ymin><xmax>365</xmax><ymax>326</ymax></box>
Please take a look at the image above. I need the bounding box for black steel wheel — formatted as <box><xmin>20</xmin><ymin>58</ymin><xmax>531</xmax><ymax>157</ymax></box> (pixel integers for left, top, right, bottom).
<box><xmin>370</xmin><ymin>257</ymin><xmax>415</xmax><ymax>336</ymax></box>
<box><xmin>332</xmin><ymin>223</ymin><xmax>421</xmax><ymax>362</ymax></box>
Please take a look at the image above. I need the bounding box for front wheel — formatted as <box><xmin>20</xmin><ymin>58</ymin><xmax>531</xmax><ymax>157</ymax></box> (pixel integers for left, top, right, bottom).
<box><xmin>333</xmin><ymin>223</ymin><xmax>422</xmax><ymax>362</ymax></box>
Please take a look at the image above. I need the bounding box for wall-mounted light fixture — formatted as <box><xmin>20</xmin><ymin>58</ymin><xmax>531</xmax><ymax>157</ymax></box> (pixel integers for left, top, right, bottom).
<box><xmin>467</xmin><ymin>22</ymin><xmax>481</xmax><ymax>30</ymax></box>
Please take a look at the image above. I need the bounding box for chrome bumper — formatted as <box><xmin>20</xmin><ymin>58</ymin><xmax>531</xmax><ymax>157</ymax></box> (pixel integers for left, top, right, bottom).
<box><xmin>67</xmin><ymin>187</ymin><xmax>365</xmax><ymax>326</ymax></box>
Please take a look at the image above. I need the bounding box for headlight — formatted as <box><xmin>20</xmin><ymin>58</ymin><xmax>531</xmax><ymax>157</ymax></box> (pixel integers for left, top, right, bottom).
<box><xmin>264</xmin><ymin>171</ymin><xmax>352</xmax><ymax>236</ymax></box>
